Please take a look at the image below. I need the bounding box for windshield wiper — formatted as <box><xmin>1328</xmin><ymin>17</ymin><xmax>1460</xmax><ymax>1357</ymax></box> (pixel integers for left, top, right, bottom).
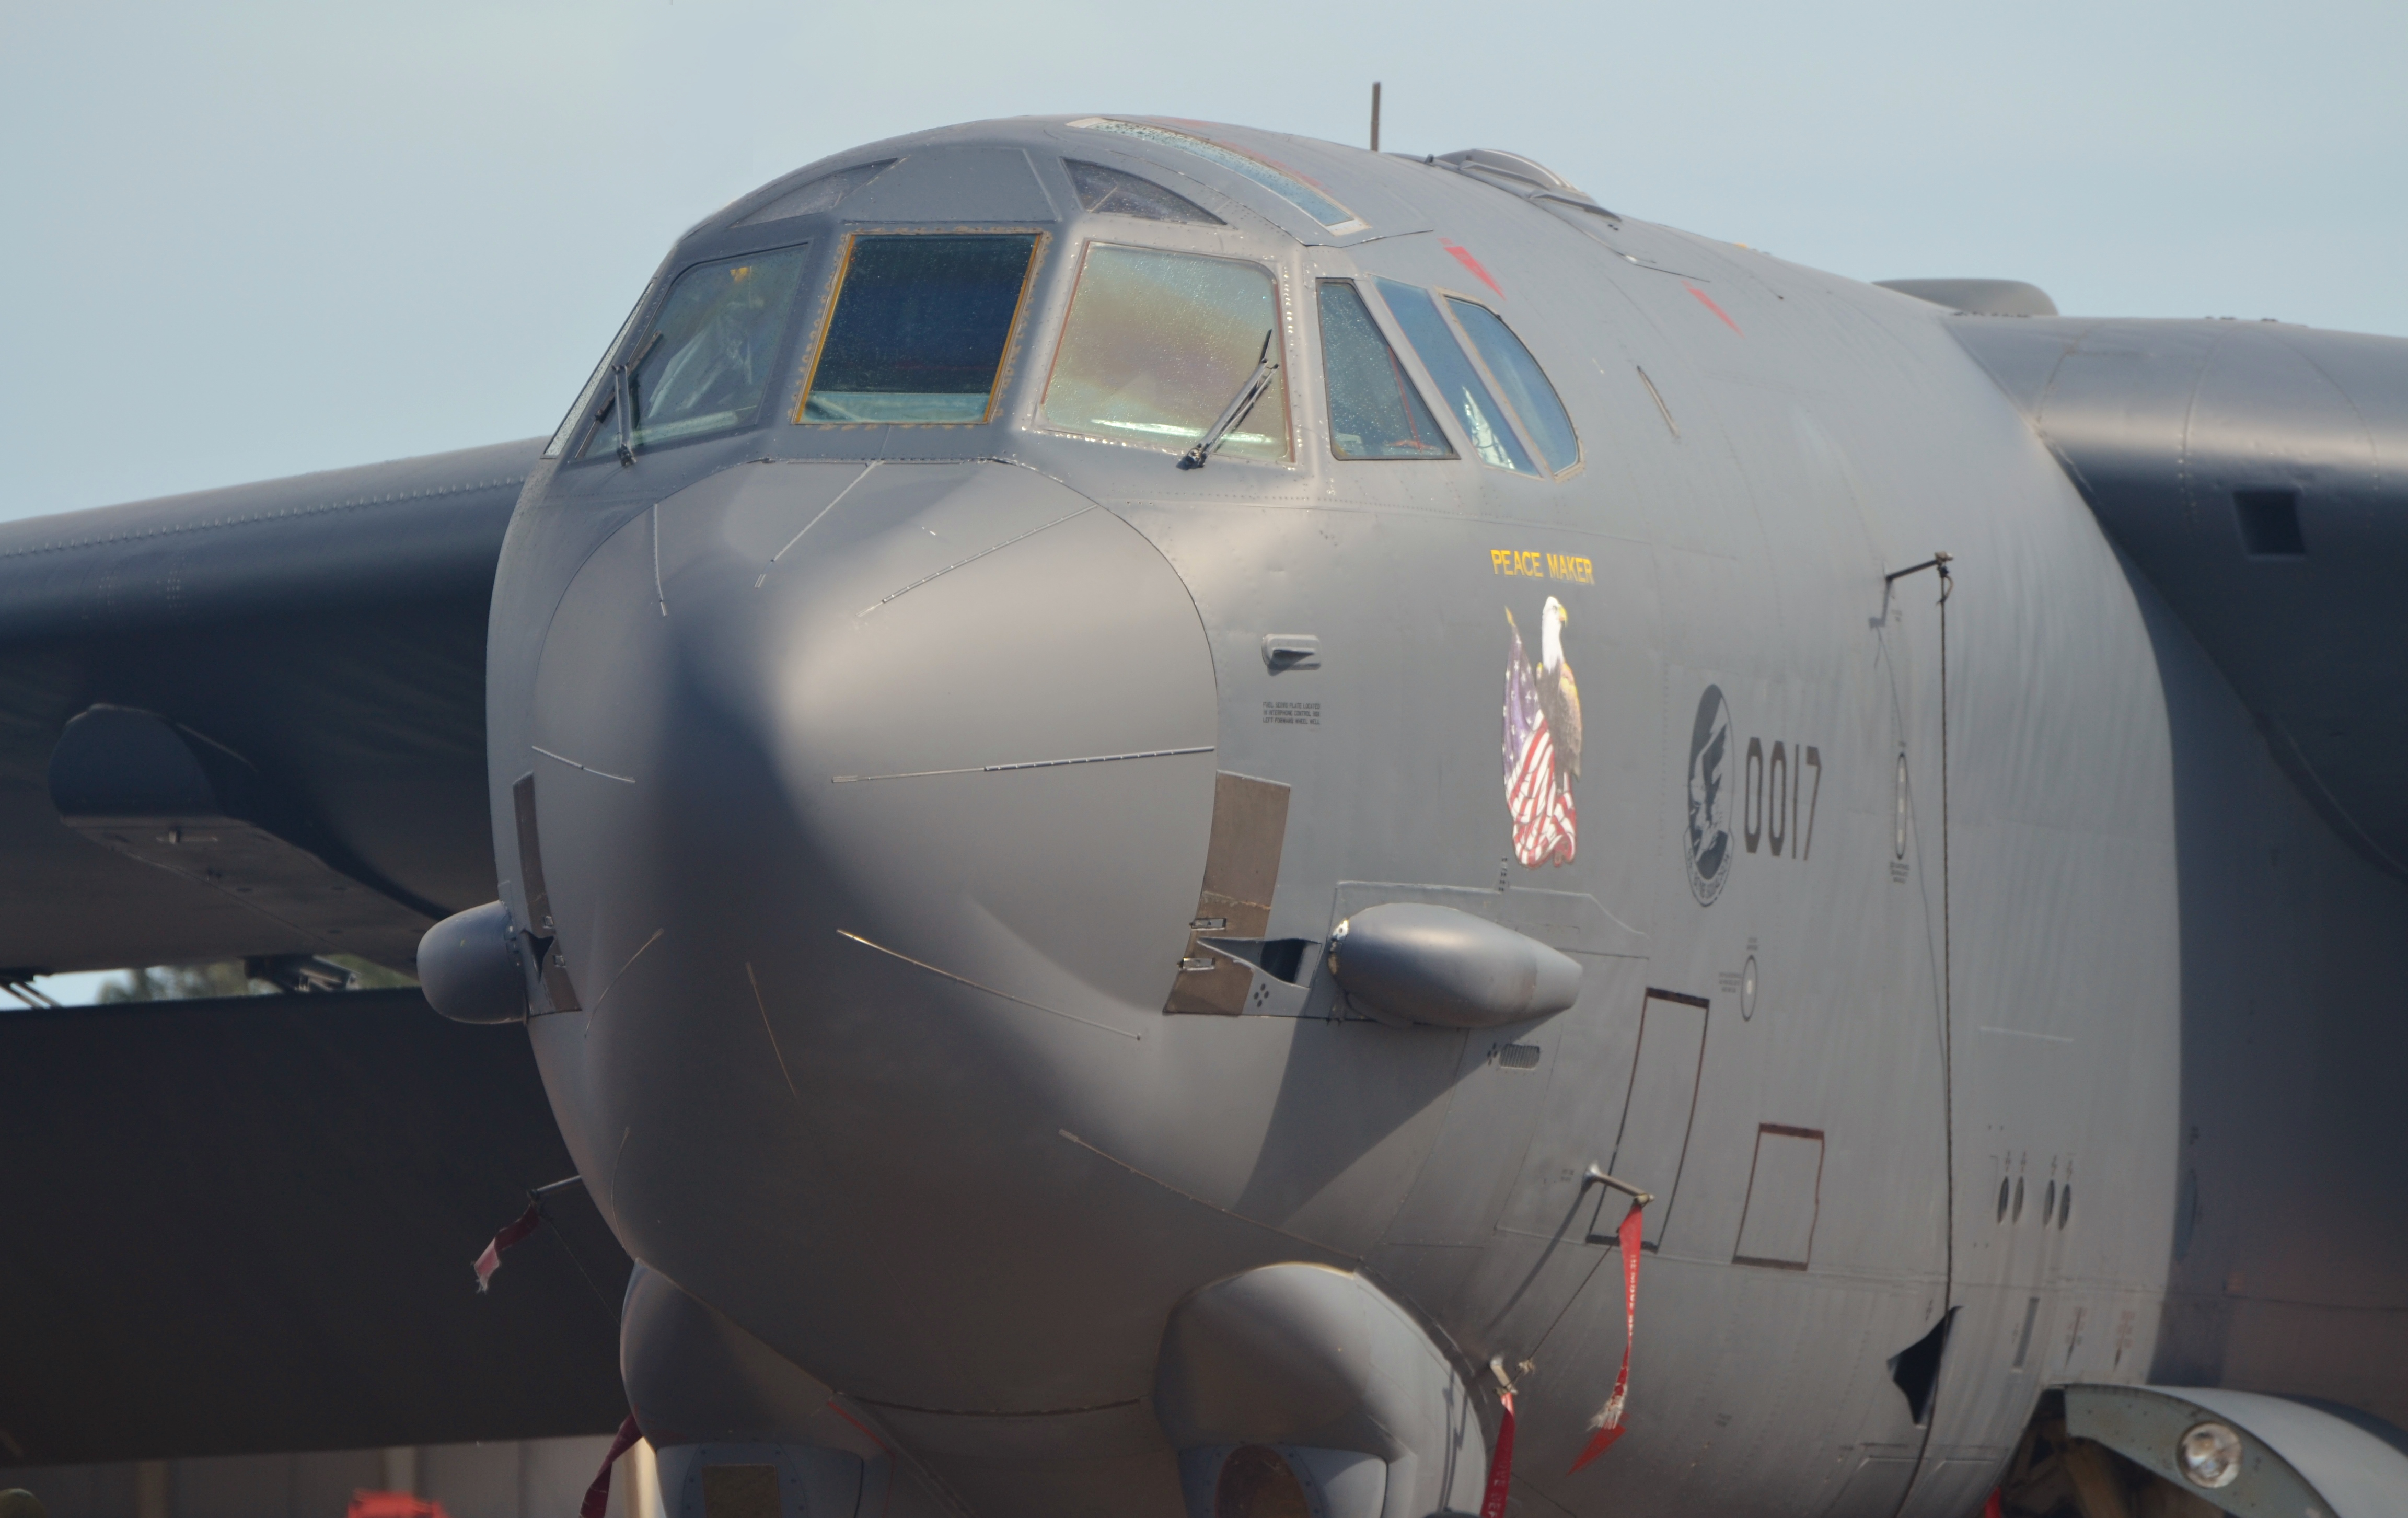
<box><xmin>610</xmin><ymin>364</ymin><xmax>635</xmax><ymax>465</ymax></box>
<box><xmin>1179</xmin><ymin>330</ymin><xmax>1280</xmax><ymax>469</ymax></box>
<box><xmin>592</xmin><ymin>330</ymin><xmax>662</xmax><ymax>467</ymax></box>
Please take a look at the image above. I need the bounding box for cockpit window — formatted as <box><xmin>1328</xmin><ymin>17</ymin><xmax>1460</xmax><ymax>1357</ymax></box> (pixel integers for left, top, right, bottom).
<box><xmin>1373</xmin><ymin>279</ymin><xmax>1538</xmax><ymax>475</ymax></box>
<box><xmin>1069</xmin><ymin>119</ymin><xmax>1365</xmax><ymax>234</ymax></box>
<box><xmin>736</xmin><ymin>159</ymin><xmax>897</xmax><ymax>226</ymax></box>
<box><xmin>577</xmin><ymin>246</ymin><xmax>810</xmax><ymax>459</ymax></box>
<box><xmin>1040</xmin><ymin>244</ymin><xmax>1289</xmax><ymax>462</ymax></box>
<box><xmin>1317</xmin><ymin>282</ymin><xmax>1451</xmax><ymax>460</ymax></box>
<box><xmin>1446</xmin><ymin>298</ymin><xmax>1580</xmax><ymax>473</ymax></box>
<box><xmin>1064</xmin><ymin>160</ymin><xmax>1222</xmax><ymax>225</ymax></box>
<box><xmin>800</xmin><ymin>233</ymin><xmax>1041</xmax><ymax>424</ymax></box>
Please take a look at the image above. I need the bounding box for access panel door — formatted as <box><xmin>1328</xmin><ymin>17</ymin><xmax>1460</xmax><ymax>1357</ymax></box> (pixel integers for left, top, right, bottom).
<box><xmin>1607</xmin><ymin>989</ymin><xmax>1710</xmax><ymax>1249</ymax></box>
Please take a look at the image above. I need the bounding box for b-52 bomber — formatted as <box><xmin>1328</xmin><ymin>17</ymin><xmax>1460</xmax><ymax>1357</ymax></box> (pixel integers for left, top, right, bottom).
<box><xmin>1</xmin><ymin>115</ymin><xmax>2404</xmax><ymax>1518</ymax></box>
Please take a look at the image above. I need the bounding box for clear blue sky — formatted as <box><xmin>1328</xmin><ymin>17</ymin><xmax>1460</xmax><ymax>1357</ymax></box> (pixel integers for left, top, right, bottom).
<box><xmin>4</xmin><ymin>0</ymin><xmax>2403</xmax><ymax>520</ymax></box>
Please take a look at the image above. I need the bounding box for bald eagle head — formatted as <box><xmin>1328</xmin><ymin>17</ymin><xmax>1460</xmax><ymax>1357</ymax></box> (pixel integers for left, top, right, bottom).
<box><xmin>1541</xmin><ymin>595</ymin><xmax>1569</xmax><ymax>673</ymax></box>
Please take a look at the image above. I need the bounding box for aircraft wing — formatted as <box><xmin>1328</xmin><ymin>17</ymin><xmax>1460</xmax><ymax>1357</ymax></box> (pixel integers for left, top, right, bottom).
<box><xmin>0</xmin><ymin>439</ymin><xmax>538</xmax><ymax>974</ymax></box>
<box><xmin>0</xmin><ymin>988</ymin><xmax>629</xmax><ymax>1464</ymax></box>
<box><xmin>0</xmin><ymin>443</ymin><xmax>630</xmax><ymax>1466</ymax></box>
<box><xmin>1948</xmin><ymin>317</ymin><xmax>2408</xmax><ymax>877</ymax></box>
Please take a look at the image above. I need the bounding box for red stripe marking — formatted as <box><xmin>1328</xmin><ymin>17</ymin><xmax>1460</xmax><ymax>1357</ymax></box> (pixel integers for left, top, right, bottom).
<box><xmin>825</xmin><ymin>1398</ymin><xmax>893</xmax><ymax>1453</ymax></box>
<box><xmin>1686</xmin><ymin>285</ymin><xmax>1741</xmax><ymax>335</ymax></box>
<box><xmin>1443</xmin><ymin>241</ymin><xmax>1505</xmax><ymax>298</ymax></box>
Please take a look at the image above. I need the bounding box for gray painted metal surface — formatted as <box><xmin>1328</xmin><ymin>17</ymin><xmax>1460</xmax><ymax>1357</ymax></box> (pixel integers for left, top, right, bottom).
<box><xmin>2066</xmin><ymin>1384</ymin><xmax>2408</xmax><ymax>1516</ymax></box>
<box><xmin>1155</xmin><ymin>1264</ymin><xmax>1486</xmax><ymax>1518</ymax></box>
<box><xmin>1948</xmin><ymin>314</ymin><xmax>2408</xmax><ymax>876</ymax></box>
<box><xmin>1326</xmin><ymin>902</ymin><xmax>1583</xmax><ymax>1027</ymax></box>
<box><xmin>421</xmin><ymin>899</ymin><xmax>528</xmax><ymax>1024</ymax></box>
<box><xmin>1874</xmin><ymin>279</ymin><xmax>2060</xmax><ymax>318</ymax></box>
<box><xmin>2</xmin><ymin>115</ymin><xmax>2405</xmax><ymax>1514</ymax></box>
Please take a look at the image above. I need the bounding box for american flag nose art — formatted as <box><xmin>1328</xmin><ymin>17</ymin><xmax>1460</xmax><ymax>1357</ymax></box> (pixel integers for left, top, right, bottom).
<box><xmin>1503</xmin><ymin>601</ymin><xmax>1580</xmax><ymax>867</ymax></box>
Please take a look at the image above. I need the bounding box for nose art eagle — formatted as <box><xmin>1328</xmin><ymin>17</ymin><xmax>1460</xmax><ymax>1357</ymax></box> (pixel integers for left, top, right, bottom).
<box><xmin>1503</xmin><ymin>595</ymin><xmax>1582</xmax><ymax>866</ymax></box>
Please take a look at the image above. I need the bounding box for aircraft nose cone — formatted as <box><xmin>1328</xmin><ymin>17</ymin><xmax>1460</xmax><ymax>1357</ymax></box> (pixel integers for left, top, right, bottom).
<box><xmin>517</xmin><ymin>460</ymin><xmax>1222</xmax><ymax>1402</ymax></box>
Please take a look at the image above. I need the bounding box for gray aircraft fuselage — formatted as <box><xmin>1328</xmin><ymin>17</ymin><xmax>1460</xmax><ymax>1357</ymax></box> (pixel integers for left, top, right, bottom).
<box><xmin>476</xmin><ymin>118</ymin><xmax>2408</xmax><ymax>1516</ymax></box>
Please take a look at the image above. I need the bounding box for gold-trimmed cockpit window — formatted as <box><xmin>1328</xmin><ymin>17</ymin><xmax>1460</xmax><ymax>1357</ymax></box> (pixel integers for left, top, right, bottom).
<box><xmin>1039</xmin><ymin>243</ymin><xmax>1290</xmax><ymax>463</ymax></box>
<box><xmin>798</xmin><ymin>232</ymin><xmax>1041</xmax><ymax>424</ymax></box>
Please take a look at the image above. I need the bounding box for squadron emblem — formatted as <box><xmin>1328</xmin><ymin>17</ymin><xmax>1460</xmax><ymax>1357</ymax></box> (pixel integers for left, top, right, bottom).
<box><xmin>1685</xmin><ymin>685</ymin><xmax>1734</xmax><ymax>904</ymax></box>
<box><xmin>1503</xmin><ymin>596</ymin><xmax>1581</xmax><ymax>867</ymax></box>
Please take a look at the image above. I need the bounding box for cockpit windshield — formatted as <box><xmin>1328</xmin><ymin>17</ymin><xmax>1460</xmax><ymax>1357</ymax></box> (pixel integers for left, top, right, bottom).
<box><xmin>800</xmin><ymin>234</ymin><xmax>1041</xmax><ymax>424</ymax></box>
<box><xmin>1040</xmin><ymin>244</ymin><xmax>1289</xmax><ymax>462</ymax></box>
<box><xmin>578</xmin><ymin>247</ymin><xmax>810</xmax><ymax>459</ymax></box>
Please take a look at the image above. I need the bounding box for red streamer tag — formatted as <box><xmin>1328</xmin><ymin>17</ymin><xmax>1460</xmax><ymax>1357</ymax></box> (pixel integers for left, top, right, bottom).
<box><xmin>473</xmin><ymin>1202</ymin><xmax>543</xmax><ymax>1293</ymax></box>
<box><xmin>1478</xmin><ymin>1390</ymin><xmax>1516</xmax><ymax>1518</ymax></box>
<box><xmin>580</xmin><ymin>1413</ymin><xmax>644</xmax><ymax>1518</ymax></box>
<box><xmin>1569</xmin><ymin>1200</ymin><xmax>1644</xmax><ymax>1473</ymax></box>
<box><xmin>1983</xmin><ymin>1489</ymin><xmax>2003</xmax><ymax>1518</ymax></box>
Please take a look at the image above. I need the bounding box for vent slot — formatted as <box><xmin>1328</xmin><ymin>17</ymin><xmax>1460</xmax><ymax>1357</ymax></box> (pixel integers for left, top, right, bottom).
<box><xmin>2235</xmin><ymin>488</ymin><xmax>2307</xmax><ymax>558</ymax></box>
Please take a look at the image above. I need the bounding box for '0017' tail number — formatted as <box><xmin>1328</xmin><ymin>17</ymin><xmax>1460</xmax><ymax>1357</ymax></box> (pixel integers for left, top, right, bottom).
<box><xmin>1744</xmin><ymin>738</ymin><xmax>1819</xmax><ymax>859</ymax></box>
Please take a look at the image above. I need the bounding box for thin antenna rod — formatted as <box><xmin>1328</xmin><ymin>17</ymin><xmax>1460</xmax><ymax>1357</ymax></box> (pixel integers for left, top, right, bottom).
<box><xmin>1371</xmin><ymin>82</ymin><xmax>1382</xmax><ymax>153</ymax></box>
